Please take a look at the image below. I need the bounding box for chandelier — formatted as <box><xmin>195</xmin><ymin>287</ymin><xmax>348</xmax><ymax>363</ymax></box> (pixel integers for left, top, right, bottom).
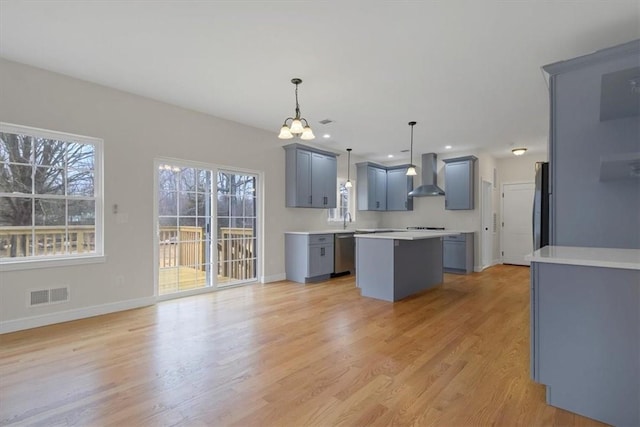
<box><xmin>278</xmin><ymin>78</ymin><xmax>315</xmax><ymax>140</ymax></box>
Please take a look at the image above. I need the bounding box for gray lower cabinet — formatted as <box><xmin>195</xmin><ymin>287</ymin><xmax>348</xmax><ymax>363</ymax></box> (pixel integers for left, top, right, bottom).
<box><xmin>356</xmin><ymin>162</ymin><xmax>413</xmax><ymax>211</ymax></box>
<box><xmin>443</xmin><ymin>233</ymin><xmax>474</xmax><ymax>274</ymax></box>
<box><xmin>530</xmin><ymin>262</ymin><xmax>640</xmax><ymax>426</ymax></box>
<box><xmin>443</xmin><ymin>156</ymin><xmax>476</xmax><ymax>210</ymax></box>
<box><xmin>285</xmin><ymin>233</ymin><xmax>334</xmax><ymax>283</ymax></box>
<box><xmin>284</xmin><ymin>143</ymin><xmax>337</xmax><ymax>208</ymax></box>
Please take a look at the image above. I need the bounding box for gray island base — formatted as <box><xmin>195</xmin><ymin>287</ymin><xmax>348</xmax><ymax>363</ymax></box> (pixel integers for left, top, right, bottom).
<box><xmin>355</xmin><ymin>232</ymin><xmax>451</xmax><ymax>302</ymax></box>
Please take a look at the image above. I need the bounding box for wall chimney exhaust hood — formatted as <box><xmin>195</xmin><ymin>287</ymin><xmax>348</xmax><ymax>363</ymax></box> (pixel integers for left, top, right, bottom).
<box><xmin>408</xmin><ymin>153</ymin><xmax>445</xmax><ymax>197</ymax></box>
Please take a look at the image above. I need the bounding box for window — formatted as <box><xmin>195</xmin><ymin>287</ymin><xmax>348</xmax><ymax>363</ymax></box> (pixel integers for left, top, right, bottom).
<box><xmin>328</xmin><ymin>180</ymin><xmax>354</xmax><ymax>222</ymax></box>
<box><xmin>0</xmin><ymin>123</ymin><xmax>103</xmax><ymax>266</ymax></box>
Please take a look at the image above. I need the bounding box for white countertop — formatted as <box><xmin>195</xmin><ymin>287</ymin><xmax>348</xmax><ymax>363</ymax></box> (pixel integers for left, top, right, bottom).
<box><xmin>285</xmin><ymin>230</ymin><xmax>355</xmax><ymax>235</ymax></box>
<box><xmin>526</xmin><ymin>246</ymin><xmax>640</xmax><ymax>270</ymax></box>
<box><xmin>355</xmin><ymin>231</ymin><xmax>461</xmax><ymax>240</ymax></box>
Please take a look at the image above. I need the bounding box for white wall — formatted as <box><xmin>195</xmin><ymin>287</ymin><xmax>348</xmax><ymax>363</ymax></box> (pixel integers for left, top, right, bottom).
<box><xmin>0</xmin><ymin>59</ymin><xmax>380</xmax><ymax>331</ymax></box>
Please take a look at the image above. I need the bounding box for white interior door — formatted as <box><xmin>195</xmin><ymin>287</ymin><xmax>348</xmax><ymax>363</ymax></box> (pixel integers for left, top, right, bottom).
<box><xmin>501</xmin><ymin>182</ymin><xmax>534</xmax><ymax>266</ymax></box>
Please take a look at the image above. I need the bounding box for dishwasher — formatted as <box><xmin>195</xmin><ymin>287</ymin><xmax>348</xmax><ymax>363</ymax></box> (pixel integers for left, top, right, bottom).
<box><xmin>332</xmin><ymin>233</ymin><xmax>355</xmax><ymax>276</ymax></box>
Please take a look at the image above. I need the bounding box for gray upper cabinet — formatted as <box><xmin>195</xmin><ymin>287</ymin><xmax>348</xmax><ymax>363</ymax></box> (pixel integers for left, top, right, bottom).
<box><xmin>356</xmin><ymin>162</ymin><xmax>414</xmax><ymax>211</ymax></box>
<box><xmin>356</xmin><ymin>163</ymin><xmax>386</xmax><ymax>211</ymax></box>
<box><xmin>443</xmin><ymin>156</ymin><xmax>477</xmax><ymax>210</ymax></box>
<box><xmin>311</xmin><ymin>152</ymin><xmax>337</xmax><ymax>208</ymax></box>
<box><xmin>284</xmin><ymin>143</ymin><xmax>337</xmax><ymax>209</ymax></box>
<box><xmin>386</xmin><ymin>166</ymin><xmax>413</xmax><ymax>211</ymax></box>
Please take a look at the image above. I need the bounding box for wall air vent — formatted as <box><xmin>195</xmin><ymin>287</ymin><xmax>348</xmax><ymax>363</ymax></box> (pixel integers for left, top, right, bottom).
<box><xmin>28</xmin><ymin>286</ymin><xmax>70</xmax><ymax>307</ymax></box>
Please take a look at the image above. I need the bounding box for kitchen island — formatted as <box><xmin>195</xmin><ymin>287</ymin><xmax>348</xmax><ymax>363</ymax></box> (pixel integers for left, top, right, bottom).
<box><xmin>355</xmin><ymin>231</ymin><xmax>456</xmax><ymax>302</ymax></box>
<box><xmin>527</xmin><ymin>246</ymin><xmax>640</xmax><ymax>427</ymax></box>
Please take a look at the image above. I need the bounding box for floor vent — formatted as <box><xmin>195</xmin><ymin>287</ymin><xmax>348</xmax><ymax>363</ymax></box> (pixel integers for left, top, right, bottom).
<box><xmin>29</xmin><ymin>287</ymin><xmax>70</xmax><ymax>307</ymax></box>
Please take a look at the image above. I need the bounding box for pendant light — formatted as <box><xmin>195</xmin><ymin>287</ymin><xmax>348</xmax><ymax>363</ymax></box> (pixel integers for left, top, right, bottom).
<box><xmin>406</xmin><ymin>121</ymin><xmax>417</xmax><ymax>176</ymax></box>
<box><xmin>345</xmin><ymin>148</ymin><xmax>353</xmax><ymax>188</ymax></box>
<box><xmin>278</xmin><ymin>78</ymin><xmax>315</xmax><ymax>140</ymax></box>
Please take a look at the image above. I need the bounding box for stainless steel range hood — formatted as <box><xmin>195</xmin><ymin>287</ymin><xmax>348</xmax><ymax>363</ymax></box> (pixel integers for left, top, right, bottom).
<box><xmin>408</xmin><ymin>153</ymin><xmax>445</xmax><ymax>197</ymax></box>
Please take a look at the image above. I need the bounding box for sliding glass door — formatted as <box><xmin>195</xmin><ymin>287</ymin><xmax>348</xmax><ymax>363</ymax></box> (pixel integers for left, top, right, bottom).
<box><xmin>156</xmin><ymin>162</ymin><xmax>258</xmax><ymax>296</ymax></box>
<box><xmin>216</xmin><ymin>171</ymin><xmax>257</xmax><ymax>287</ymax></box>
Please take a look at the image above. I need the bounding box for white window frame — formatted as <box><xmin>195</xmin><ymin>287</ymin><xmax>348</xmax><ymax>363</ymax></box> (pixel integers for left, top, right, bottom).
<box><xmin>0</xmin><ymin>123</ymin><xmax>105</xmax><ymax>271</ymax></box>
<box><xmin>328</xmin><ymin>179</ymin><xmax>355</xmax><ymax>223</ymax></box>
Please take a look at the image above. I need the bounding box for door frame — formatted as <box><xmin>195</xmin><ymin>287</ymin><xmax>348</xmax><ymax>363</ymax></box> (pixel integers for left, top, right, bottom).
<box><xmin>153</xmin><ymin>157</ymin><xmax>264</xmax><ymax>301</ymax></box>
<box><xmin>500</xmin><ymin>181</ymin><xmax>534</xmax><ymax>265</ymax></box>
<box><xmin>480</xmin><ymin>179</ymin><xmax>494</xmax><ymax>270</ymax></box>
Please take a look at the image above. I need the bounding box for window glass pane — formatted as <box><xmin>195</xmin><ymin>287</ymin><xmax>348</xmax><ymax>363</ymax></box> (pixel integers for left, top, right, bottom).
<box><xmin>35</xmin><ymin>139</ymin><xmax>66</xmax><ymax>167</ymax></box>
<box><xmin>1</xmin><ymin>164</ymin><xmax>32</xmax><ymax>194</ymax></box>
<box><xmin>158</xmin><ymin>167</ymin><xmax>178</xmax><ymax>192</ymax></box>
<box><xmin>67</xmin><ymin>169</ymin><xmax>94</xmax><ymax>196</ymax></box>
<box><xmin>179</xmin><ymin>168</ymin><xmax>195</xmax><ymax>192</ymax></box>
<box><xmin>67</xmin><ymin>143</ymin><xmax>95</xmax><ymax>170</ymax></box>
<box><xmin>196</xmin><ymin>193</ymin><xmax>209</xmax><ymax>217</ymax></box>
<box><xmin>196</xmin><ymin>169</ymin><xmax>211</xmax><ymax>193</ymax></box>
<box><xmin>0</xmin><ymin>196</ymin><xmax>32</xmax><ymax>226</ymax></box>
<box><xmin>68</xmin><ymin>200</ymin><xmax>95</xmax><ymax>225</ymax></box>
<box><xmin>243</xmin><ymin>195</ymin><xmax>256</xmax><ymax>217</ymax></box>
<box><xmin>0</xmin><ymin>197</ymin><xmax>33</xmax><ymax>258</ymax></box>
<box><xmin>159</xmin><ymin>216</ymin><xmax>177</xmax><ymax>227</ymax></box>
<box><xmin>0</xmin><ymin>133</ymin><xmax>33</xmax><ymax>165</ymax></box>
<box><xmin>34</xmin><ymin>166</ymin><xmax>65</xmax><ymax>195</ymax></box>
<box><xmin>230</xmin><ymin>195</ymin><xmax>242</xmax><ymax>217</ymax></box>
<box><xmin>179</xmin><ymin>217</ymin><xmax>196</xmax><ymax>227</ymax></box>
<box><xmin>34</xmin><ymin>199</ymin><xmax>65</xmax><ymax>226</ymax></box>
<box><xmin>158</xmin><ymin>192</ymin><xmax>177</xmax><ymax>216</ymax></box>
<box><xmin>217</xmin><ymin>195</ymin><xmax>230</xmax><ymax>217</ymax></box>
<box><xmin>179</xmin><ymin>192</ymin><xmax>197</xmax><ymax>216</ymax></box>
<box><xmin>69</xmin><ymin>226</ymin><xmax>95</xmax><ymax>253</ymax></box>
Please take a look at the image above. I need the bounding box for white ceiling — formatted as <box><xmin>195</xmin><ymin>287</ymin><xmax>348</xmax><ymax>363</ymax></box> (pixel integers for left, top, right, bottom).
<box><xmin>1</xmin><ymin>1</ymin><xmax>639</xmax><ymax>162</ymax></box>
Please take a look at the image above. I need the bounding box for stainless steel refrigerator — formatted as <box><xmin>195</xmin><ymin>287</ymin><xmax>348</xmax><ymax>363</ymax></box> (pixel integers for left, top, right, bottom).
<box><xmin>533</xmin><ymin>162</ymin><xmax>549</xmax><ymax>250</ymax></box>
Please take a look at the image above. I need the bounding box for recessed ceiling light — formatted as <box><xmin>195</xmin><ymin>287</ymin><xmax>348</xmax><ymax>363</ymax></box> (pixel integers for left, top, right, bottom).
<box><xmin>323</xmin><ymin>134</ymin><xmax>331</xmax><ymax>139</ymax></box>
<box><xmin>387</xmin><ymin>154</ymin><xmax>394</xmax><ymax>158</ymax></box>
<box><xmin>445</xmin><ymin>145</ymin><xmax>452</xmax><ymax>150</ymax></box>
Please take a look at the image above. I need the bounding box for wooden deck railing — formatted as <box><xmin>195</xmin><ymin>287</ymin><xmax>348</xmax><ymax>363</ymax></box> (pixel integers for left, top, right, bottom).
<box><xmin>219</xmin><ymin>227</ymin><xmax>255</xmax><ymax>280</ymax></box>
<box><xmin>0</xmin><ymin>226</ymin><xmax>95</xmax><ymax>258</ymax></box>
<box><xmin>159</xmin><ymin>226</ymin><xmax>254</xmax><ymax>280</ymax></box>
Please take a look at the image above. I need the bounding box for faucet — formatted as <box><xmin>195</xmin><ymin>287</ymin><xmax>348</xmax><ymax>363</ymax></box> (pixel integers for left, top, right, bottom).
<box><xmin>343</xmin><ymin>211</ymin><xmax>352</xmax><ymax>230</ymax></box>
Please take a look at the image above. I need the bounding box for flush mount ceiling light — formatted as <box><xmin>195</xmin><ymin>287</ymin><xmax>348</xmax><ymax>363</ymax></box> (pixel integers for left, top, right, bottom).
<box><xmin>278</xmin><ymin>78</ymin><xmax>315</xmax><ymax>140</ymax></box>
<box><xmin>512</xmin><ymin>147</ymin><xmax>527</xmax><ymax>156</ymax></box>
<box><xmin>406</xmin><ymin>121</ymin><xmax>418</xmax><ymax>176</ymax></box>
<box><xmin>345</xmin><ymin>148</ymin><xmax>353</xmax><ymax>188</ymax></box>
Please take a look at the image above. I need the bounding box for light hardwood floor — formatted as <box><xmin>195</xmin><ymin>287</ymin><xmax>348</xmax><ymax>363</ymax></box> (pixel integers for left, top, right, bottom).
<box><xmin>0</xmin><ymin>265</ymin><xmax>605</xmax><ymax>426</ymax></box>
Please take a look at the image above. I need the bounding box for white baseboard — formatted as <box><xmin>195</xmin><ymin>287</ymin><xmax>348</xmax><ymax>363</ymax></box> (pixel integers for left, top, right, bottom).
<box><xmin>0</xmin><ymin>296</ymin><xmax>156</xmax><ymax>334</ymax></box>
<box><xmin>261</xmin><ymin>273</ymin><xmax>286</xmax><ymax>283</ymax></box>
<box><xmin>475</xmin><ymin>259</ymin><xmax>502</xmax><ymax>272</ymax></box>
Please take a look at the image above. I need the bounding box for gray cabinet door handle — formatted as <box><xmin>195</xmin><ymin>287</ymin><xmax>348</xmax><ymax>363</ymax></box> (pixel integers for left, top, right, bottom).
<box><xmin>309</xmin><ymin>195</ymin><xmax>312</xmax><ymax>204</ymax></box>
<box><xmin>320</xmin><ymin>247</ymin><xmax>325</xmax><ymax>256</ymax></box>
